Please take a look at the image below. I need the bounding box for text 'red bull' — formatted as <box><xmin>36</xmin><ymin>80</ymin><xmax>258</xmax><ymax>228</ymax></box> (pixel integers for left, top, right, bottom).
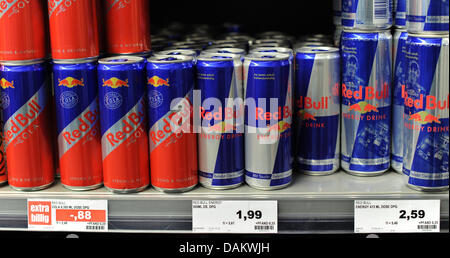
<box><xmin>255</xmin><ymin>106</ymin><xmax>292</xmax><ymax>121</ymax></box>
<box><xmin>4</xmin><ymin>98</ymin><xmax>41</xmax><ymax>144</ymax></box>
<box><xmin>62</xmin><ymin>109</ymin><xmax>99</xmax><ymax>145</ymax></box>
<box><xmin>106</xmin><ymin>109</ymin><xmax>145</xmax><ymax>147</ymax></box>
<box><xmin>342</xmin><ymin>83</ymin><xmax>389</xmax><ymax>100</ymax></box>
<box><xmin>200</xmin><ymin>106</ymin><xmax>243</xmax><ymax>121</ymax></box>
<box><xmin>296</xmin><ymin>96</ymin><xmax>331</xmax><ymax>110</ymax></box>
<box><xmin>401</xmin><ymin>85</ymin><xmax>449</xmax><ymax>110</ymax></box>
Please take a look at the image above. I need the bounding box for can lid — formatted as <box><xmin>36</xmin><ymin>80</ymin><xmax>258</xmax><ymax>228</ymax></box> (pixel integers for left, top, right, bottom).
<box><xmin>244</xmin><ymin>52</ymin><xmax>290</xmax><ymax>61</ymax></box>
<box><xmin>407</xmin><ymin>33</ymin><xmax>449</xmax><ymax>39</ymax></box>
<box><xmin>147</xmin><ymin>54</ymin><xmax>194</xmax><ymax>63</ymax></box>
<box><xmin>254</xmin><ymin>38</ymin><xmax>289</xmax><ymax>45</ymax></box>
<box><xmin>295</xmin><ymin>46</ymin><xmax>340</xmax><ymax>54</ymax></box>
<box><xmin>98</xmin><ymin>55</ymin><xmax>144</xmax><ymax>65</ymax></box>
<box><xmin>0</xmin><ymin>58</ymin><xmax>46</xmax><ymax>66</ymax></box>
<box><xmin>197</xmin><ymin>52</ymin><xmax>241</xmax><ymax>61</ymax></box>
<box><xmin>154</xmin><ymin>49</ymin><xmax>197</xmax><ymax>57</ymax></box>
<box><xmin>53</xmin><ymin>56</ymin><xmax>98</xmax><ymax>64</ymax></box>
<box><xmin>203</xmin><ymin>48</ymin><xmax>246</xmax><ymax>55</ymax></box>
<box><xmin>249</xmin><ymin>47</ymin><xmax>293</xmax><ymax>55</ymax></box>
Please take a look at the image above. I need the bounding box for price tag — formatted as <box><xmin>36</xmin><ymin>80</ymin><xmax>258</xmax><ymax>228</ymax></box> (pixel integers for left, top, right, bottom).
<box><xmin>27</xmin><ymin>199</ymin><xmax>108</xmax><ymax>232</ymax></box>
<box><xmin>354</xmin><ymin>200</ymin><xmax>440</xmax><ymax>233</ymax></box>
<box><xmin>192</xmin><ymin>200</ymin><xmax>277</xmax><ymax>233</ymax></box>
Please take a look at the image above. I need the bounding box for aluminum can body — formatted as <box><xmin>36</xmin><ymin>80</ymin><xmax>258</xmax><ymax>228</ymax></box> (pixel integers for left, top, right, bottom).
<box><xmin>0</xmin><ymin>1</ymin><xmax>47</xmax><ymax>61</ymax></box>
<box><xmin>98</xmin><ymin>56</ymin><xmax>149</xmax><ymax>193</ymax></box>
<box><xmin>48</xmin><ymin>0</ymin><xmax>99</xmax><ymax>60</ymax></box>
<box><xmin>407</xmin><ymin>0</ymin><xmax>449</xmax><ymax>34</ymax></box>
<box><xmin>104</xmin><ymin>0</ymin><xmax>151</xmax><ymax>54</ymax></box>
<box><xmin>146</xmin><ymin>55</ymin><xmax>198</xmax><ymax>193</ymax></box>
<box><xmin>52</xmin><ymin>60</ymin><xmax>103</xmax><ymax>190</ymax></box>
<box><xmin>0</xmin><ymin>60</ymin><xmax>54</xmax><ymax>190</ymax></box>
<box><xmin>197</xmin><ymin>53</ymin><xmax>245</xmax><ymax>189</ymax></box>
<box><xmin>403</xmin><ymin>34</ymin><xmax>449</xmax><ymax>191</ymax></box>
<box><xmin>244</xmin><ymin>53</ymin><xmax>293</xmax><ymax>190</ymax></box>
<box><xmin>294</xmin><ymin>47</ymin><xmax>341</xmax><ymax>175</ymax></box>
<box><xmin>340</xmin><ymin>30</ymin><xmax>392</xmax><ymax>176</ymax></box>
<box><xmin>342</xmin><ymin>0</ymin><xmax>393</xmax><ymax>30</ymax></box>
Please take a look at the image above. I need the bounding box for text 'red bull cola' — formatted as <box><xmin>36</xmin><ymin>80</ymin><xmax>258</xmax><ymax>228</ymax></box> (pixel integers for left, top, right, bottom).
<box><xmin>0</xmin><ymin>0</ymin><xmax>47</xmax><ymax>61</ymax></box>
<box><xmin>0</xmin><ymin>60</ymin><xmax>55</xmax><ymax>191</ymax></box>
<box><xmin>341</xmin><ymin>29</ymin><xmax>392</xmax><ymax>176</ymax></box>
<box><xmin>392</xmin><ymin>29</ymin><xmax>408</xmax><ymax>173</ymax></box>
<box><xmin>294</xmin><ymin>46</ymin><xmax>341</xmax><ymax>175</ymax></box>
<box><xmin>52</xmin><ymin>59</ymin><xmax>103</xmax><ymax>190</ymax></box>
<box><xmin>403</xmin><ymin>34</ymin><xmax>449</xmax><ymax>191</ymax></box>
<box><xmin>197</xmin><ymin>52</ymin><xmax>244</xmax><ymax>190</ymax></box>
<box><xmin>244</xmin><ymin>52</ymin><xmax>293</xmax><ymax>190</ymax></box>
<box><xmin>146</xmin><ymin>55</ymin><xmax>198</xmax><ymax>193</ymax></box>
<box><xmin>47</xmin><ymin>0</ymin><xmax>100</xmax><ymax>60</ymax></box>
<box><xmin>98</xmin><ymin>56</ymin><xmax>150</xmax><ymax>193</ymax></box>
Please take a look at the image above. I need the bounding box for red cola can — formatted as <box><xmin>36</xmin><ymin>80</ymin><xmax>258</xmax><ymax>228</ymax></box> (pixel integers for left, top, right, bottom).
<box><xmin>0</xmin><ymin>0</ymin><xmax>47</xmax><ymax>61</ymax></box>
<box><xmin>0</xmin><ymin>118</ymin><xmax>7</xmax><ymax>185</ymax></box>
<box><xmin>103</xmin><ymin>0</ymin><xmax>151</xmax><ymax>55</ymax></box>
<box><xmin>1</xmin><ymin>59</ymin><xmax>55</xmax><ymax>191</ymax></box>
<box><xmin>48</xmin><ymin>0</ymin><xmax>99</xmax><ymax>60</ymax></box>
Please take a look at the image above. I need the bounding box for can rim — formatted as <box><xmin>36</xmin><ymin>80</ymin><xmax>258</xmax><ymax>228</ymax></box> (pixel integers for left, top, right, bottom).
<box><xmin>147</xmin><ymin>54</ymin><xmax>194</xmax><ymax>63</ymax></box>
<box><xmin>244</xmin><ymin>52</ymin><xmax>290</xmax><ymax>61</ymax></box>
<box><xmin>342</xmin><ymin>28</ymin><xmax>392</xmax><ymax>33</ymax></box>
<box><xmin>407</xmin><ymin>33</ymin><xmax>449</xmax><ymax>39</ymax></box>
<box><xmin>53</xmin><ymin>56</ymin><xmax>98</xmax><ymax>64</ymax></box>
<box><xmin>0</xmin><ymin>58</ymin><xmax>46</xmax><ymax>66</ymax></box>
<box><xmin>254</xmin><ymin>38</ymin><xmax>289</xmax><ymax>44</ymax></box>
<box><xmin>98</xmin><ymin>55</ymin><xmax>144</xmax><ymax>64</ymax></box>
<box><xmin>154</xmin><ymin>49</ymin><xmax>197</xmax><ymax>57</ymax></box>
<box><xmin>249</xmin><ymin>47</ymin><xmax>293</xmax><ymax>54</ymax></box>
<box><xmin>203</xmin><ymin>48</ymin><xmax>246</xmax><ymax>55</ymax></box>
<box><xmin>295</xmin><ymin>46</ymin><xmax>340</xmax><ymax>54</ymax></box>
<box><xmin>197</xmin><ymin>52</ymin><xmax>241</xmax><ymax>61</ymax></box>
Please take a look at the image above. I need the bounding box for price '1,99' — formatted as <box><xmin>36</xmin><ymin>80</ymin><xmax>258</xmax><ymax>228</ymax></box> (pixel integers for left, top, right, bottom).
<box><xmin>236</xmin><ymin>210</ymin><xmax>262</xmax><ymax>221</ymax></box>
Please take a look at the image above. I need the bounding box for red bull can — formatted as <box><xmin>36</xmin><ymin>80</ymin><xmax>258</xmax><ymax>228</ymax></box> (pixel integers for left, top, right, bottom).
<box><xmin>407</xmin><ymin>0</ymin><xmax>449</xmax><ymax>34</ymax></box>
<box><xmin>146</xmin><ymin>55</ymin><xmax>198</xmax><ymax>193</ymax></box>
<box><xmin>244</xmin><ymin>52</ymin><xmax>293</xmax><ymax>190</ymax></box>
<box><xmin>197</xmin><ymin>52</ymin><xmax>244</xmax><ymax>189</ymax></box>
<box><xmin>403</xmin><ymin>34</ymin><xmax>449</xmax><ymax>191</ymax></box>
<box><xmin>0</xmin><ymin>60</ymin><xmax>55</xmax><ymax>191</ymax></box>
<box><xmin>52</xmin><ymin>59</ymin><xmax>103</xmax><ymax>190</ymax></box>
<box><xmin>98</xmin><ymin>56</ymin><xmax>150</xmax><ymax>193</ymax></box>
<box><xmin>341</xmin><ymin>29</ymin><xmax>392</xmax><ymax>176</ymax></box>
<box><xmin>392</xmin><ymin>29</ymin><xmax>408</xmax><ymax>173</ymax></box>
<box><xmin>294</xmin><ymin>46</ymin><xmax>341</xmax><ymax>175</ymax></box>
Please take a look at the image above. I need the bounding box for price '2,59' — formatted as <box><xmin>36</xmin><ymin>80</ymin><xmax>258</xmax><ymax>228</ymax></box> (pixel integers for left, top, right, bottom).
<box><xmin>236</xmin><ymin>210</ymin><xmax>262</xmax><ymax>221</ymax></box>
<box><xmin>399</xmin><ymin>210</ymin><xmax>425</xmax><ymax>220</ymax></box>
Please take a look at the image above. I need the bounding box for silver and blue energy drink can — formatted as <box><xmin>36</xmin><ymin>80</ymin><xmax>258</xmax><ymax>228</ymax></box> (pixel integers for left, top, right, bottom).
<box><xmin>294</xmin><ymin>46</ymin><xmax>341</xmax><ymax>175</ymax></box>
<box><xmin>394</xmin><ymin>0</ymin><xmax>407</xmax><ymax>28</ymax></box>
<box><xmin>403</xmin><ymin>34</ymin><xmax>449</xmax><ymax>191</ymax></box>
<box><xmin>342</xmin><ymin>0</ymin><xmax>393</xmax><ymax>30</ymax></box>
<box><xmin>244</xmin><ymin>52</ymin><xmax>293</xmax><ymax>190</ymax></box>
<box><xmin>197</xmin><ymin>52</ymin><xmax>245</xmax><ymax>190</ymax></box>
<box><xmin>407</xmin><ymin>0</ymin><xmax>449</xmax><ymax>34</ymax></box>
<box><xmin>392</xmin><ymin>29</ymin><xmax>408</xmax><ymax>173</ymax></box>
<box><xmin>341</xmin><ymin>29</ymin><xmax>392</xmax><ymax>176</ymax></box>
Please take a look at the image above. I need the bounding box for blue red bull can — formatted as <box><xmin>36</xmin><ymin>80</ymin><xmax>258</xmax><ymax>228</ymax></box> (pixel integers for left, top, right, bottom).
<box><xmin>98</xmin><ymin>56</ymin><xmax>149</xmax><ymax>193</ymax></box>
<box><xmin>294</xmin><ymin>46</ymin><xmax>341</xmax><ymax>175</ymax></box>
<box><xmin>146</xmin><ymin>55</ymin><xmax>198</xmax><ymax>193</ymax></box>
<box><xmin>197</xmin><ymin>52</ymin><xmax>245</xmax><ymax>189</ymax></box>
<box><xmin>392</xmin><ymin>29</ymin><xmax>408</xmax><ymax>173</ymax></box>
<box><xmin>403</xmin><ymin>34</ymin><xmax>449</xmax><ymax>191</ymax></box>
<box><xmin>407</xmin><ymin>0</ymin><xmax>449</xmax><ymax>34</ymax></box>
<box><xmin>342</xmin><ymin>0</ymin><xmax>393</xmax><ymax>30</ymax></box>
<box><xmin>395</xmin><ymin>0</ymin><xmax>407</xmax><ymax>27</ymax></box>
<box><xmin>341</xmin><ymin>29</ymin><xmax>392</xmax><ymax>176</ymax></box>
<box><xmin>244</xmin><ymin>52</ymin><xmax>293</xmax><ymax>190</ymax></box>
<box><xmin>0</xmin><ymin>60</ymin><xmax>55</xmax><ymax>191</ymax></box>
<box><xmin>52</xmin><ymin>59</ymin><xmax>103</xmax><ymax>190</ymax></box>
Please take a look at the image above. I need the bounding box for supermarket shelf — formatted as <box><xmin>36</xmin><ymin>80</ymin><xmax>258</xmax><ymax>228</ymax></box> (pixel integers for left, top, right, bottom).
<box><xmin>0</xmin><ymin>170</ymin><xmax>448</xmax><ymax>234</ymax></box>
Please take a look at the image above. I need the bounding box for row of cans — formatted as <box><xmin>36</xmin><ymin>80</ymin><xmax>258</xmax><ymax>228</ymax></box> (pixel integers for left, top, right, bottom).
<box><xmin>0</xmin><ymin>0</ymin><xmax>151</xmax><ymax>62</ymax></box>
<box><xmin>333</xmin><ymin>0</ymin><xmax>449</xmax><ymax>33</ymax></box>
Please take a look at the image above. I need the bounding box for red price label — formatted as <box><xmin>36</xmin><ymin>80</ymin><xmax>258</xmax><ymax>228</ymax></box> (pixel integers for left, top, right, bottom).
<box><xmin>55</xmin><ymin>209</ymin><xmax>106</xmax><ymax>223</ymax></box>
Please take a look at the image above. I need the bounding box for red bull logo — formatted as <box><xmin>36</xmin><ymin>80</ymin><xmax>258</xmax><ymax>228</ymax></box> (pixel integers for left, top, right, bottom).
<box><xmin>62</xmin><ymin>109</ymin><xmax>99</xmax><ymax>145</ymax></box>
<box><xmin>206</xmin><ymin>121</ymin><xmax>237</xmax><ymax>133</ymax></box>
<box><xmin>296</xmin><ymin>96</ymin><xmax>331</xmax><ymax>110</ymax></box>
<box><xmin>266</xmin><ymin>121</ymin><xmax>291</xmax><ymax>133</ymax></box>
<box><xmin>255</xmin><ymin>106</ymin><xmax>292</xmax><ymax>121</ymax></box>
<box><xmin>408</xmin><ymin>111</ymin><xmax>441</xmax><ymax>125</ymax></box>
<box><xmin>58</xmin><ymin>77</ymin><xmax>84</xmax><ymax>88</ymax></box>
<box><xmin>0</xmin><ymin>78</ymin><xmax>14</xmax><ymax>89</ymax></box>
<box><xmin>342</xmin><ymin>83</ymin><xmax>389</xmax><ymax>101</ymax></box>
<box><xmin>102</xmin><ymin>77</ymin><xmax>129</xmax><ymax>89</ymax></box>
<box><xmin>298</xmin><ymin>110</ymin><xmax>316</xmax><ymax>121</ymax></box>
<box><xmin>348</xmin><ymin>101</ymin><xmax>379</xmax><ymax>114</ymax></box>
<box><xmin>401</xmin><ymin>85</ymin><xmax>449</xmax><ymax>110</ymax></box>
<box><xmin>148</xmin><ymin>76</ymin><xmax>170</xmax><ymax>88</ymax></box>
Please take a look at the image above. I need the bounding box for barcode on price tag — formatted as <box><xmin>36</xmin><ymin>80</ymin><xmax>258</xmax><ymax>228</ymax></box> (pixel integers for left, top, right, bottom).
<box><xmin>28</xmin><ymin>199</ymin><xmax>108</xmax><ymax>232</ymax></box>
<box><xmin>354</xmin><ymin>200</ymin><xmax>440</xmax><ymax>233</ymax></box>
<box><xmin>192</xmin><ymin>200</ymin><xmax>278</xmax><ymax>233</ymax></box>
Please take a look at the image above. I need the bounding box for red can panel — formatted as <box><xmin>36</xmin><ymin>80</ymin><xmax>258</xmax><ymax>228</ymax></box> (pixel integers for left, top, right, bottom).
<box><xmin>0</xmin><ymin>127</ymin><xmax>7</xmax><ymax>185</ymax></box>
<box><xmin>104</xmin><ymin>0</ymin><xmax>151</xmax><ymax>54</ymax></box>
<box><xmin>0</xmin><ymin>0</ymin><xmax>47</xmax><ymax>61</ymax></box>
<box><xmin>48</xmin><ymin>0</ymin><xmax>99</xmax><ymax>60</ymax></box>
